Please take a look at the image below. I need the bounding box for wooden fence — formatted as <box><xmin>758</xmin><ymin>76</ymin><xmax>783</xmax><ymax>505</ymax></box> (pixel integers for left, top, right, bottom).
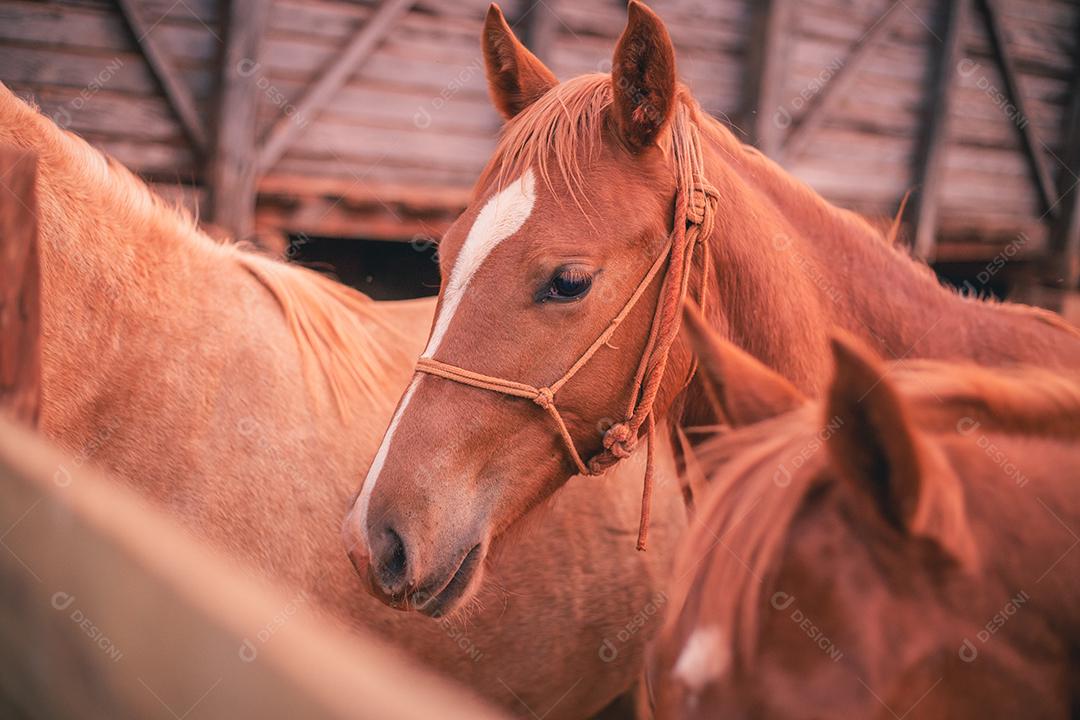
<box><xmin>0</xmin><ymin>417</ymin><xmax>507</xmax><ymax>719</ymax></box>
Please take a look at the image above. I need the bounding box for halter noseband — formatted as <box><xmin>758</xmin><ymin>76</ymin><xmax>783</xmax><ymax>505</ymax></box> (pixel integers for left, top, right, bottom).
<box><xmin>415</xmin><ymin>125</ymin><xmax>718</xmax><ymax>550</ymax></box>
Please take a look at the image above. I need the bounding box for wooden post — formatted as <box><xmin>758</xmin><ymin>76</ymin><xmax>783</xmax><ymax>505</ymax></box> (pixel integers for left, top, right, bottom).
<box><xmin>976</xmin><ymin>0</ymin><xmax>1058</xmax><ymax>219</ymax></box>
<box><xmin>518</xmin><ymin>0</ymin><xmax>559</xmax><ymax>64</ymax></box>
<box><xmin>1047</xmin><ymin>48</ymin><xmax>1080</xmax><ymax>289</ymax></box>
<box><xmin>910</xmin><ymin>0</ymin><xmax>967</xmax><ymax>261</ymax></box>
<box><xmin>742</xmin><ymin>0</ymin><xmax>791</xmax><ymax>159</ymax></box>
<box><xmin>207</xmin><ymin>0</ymin><xmax>271</xmax><ymax>243</ymax></box>
<box><xmin>0</xmin><ymin>146</ymin><xmax>40</xmax><ymax>428</ymax></box>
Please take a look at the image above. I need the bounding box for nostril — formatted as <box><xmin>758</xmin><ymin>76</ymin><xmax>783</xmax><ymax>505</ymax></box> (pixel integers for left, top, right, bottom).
<box><xmin>384</xmin><ymin>527</ymin><xmax>407</xmax><ymax>581</ymax></box>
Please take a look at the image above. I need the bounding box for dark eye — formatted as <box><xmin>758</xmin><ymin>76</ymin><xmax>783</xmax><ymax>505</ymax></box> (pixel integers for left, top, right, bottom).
<box><xmin>543</xmin><ymin>268</ymin><xmax>593</xmax><ymax>302</ymax></box>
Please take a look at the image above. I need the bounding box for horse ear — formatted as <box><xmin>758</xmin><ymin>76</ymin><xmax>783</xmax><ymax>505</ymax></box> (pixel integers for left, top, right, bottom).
<box><xmin>682</xmin><ymin>300</ymin><xmax>806</xmax><ymax>427</ymax></box>
<box><xmin>825</xmin><ymin>335</ymin><xmax>978</xmax><ymax>568</ymax></box>
<box><xmin>611</xmin><ymin>1</ymin><xmax>678</xmax><ymax>150</ymax></box>
<box><xmin>482</xmin><ymin>4</ymin><xmax>558</xmax><ymax>120</ymax></box>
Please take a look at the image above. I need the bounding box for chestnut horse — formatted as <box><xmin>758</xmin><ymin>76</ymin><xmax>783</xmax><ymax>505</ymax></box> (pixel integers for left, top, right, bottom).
<box><xmin>344</xmin><ymin>1</ymin><xmax>1080</xmax><ymax>618</ymax></box>
<box><xmin>0</xmin><ymin>82</ymin><xmax>687</xmax><ymax>717</ymax></box>
<box><xmin>650</xmin><ymin>313</ymin><xmax>1080</xmax><ymax>719</ymax></box>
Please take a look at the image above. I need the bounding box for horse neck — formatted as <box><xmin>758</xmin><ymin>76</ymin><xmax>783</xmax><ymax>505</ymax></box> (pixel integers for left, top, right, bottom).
<box><xmin>34</xmin><ymin>154</ymin><xmax>228</xmax><ymax>380</ymax></box>
<box><xmin>963</xmin><ymin>440</ymin><xmax>1080</xmax><ymax>641</ymax></box>
<box><xmin>12</xmin><ymin>104</ymin><xmax>283</xmax><ymax>445</ymax></box>
<box><xmin>692</xmin><ymin>131</ymin><xmax>1066</xmax><ymax>380</ymax></box>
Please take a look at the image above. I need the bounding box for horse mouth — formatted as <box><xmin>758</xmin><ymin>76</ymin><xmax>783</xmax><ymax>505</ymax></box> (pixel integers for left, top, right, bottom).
<box><xmin>412</xmin><ymin>542</ymin><xmax>484</xmax><ymax>618</ymax></box>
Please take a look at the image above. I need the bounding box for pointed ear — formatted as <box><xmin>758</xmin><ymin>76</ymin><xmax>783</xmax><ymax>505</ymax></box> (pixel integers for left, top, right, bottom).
<box><xmin>682</xmin><ymin>300</ymin><xmax>806</xmax><ymax>427</ymax></box>
<box><xmin>611</xmin><ymin>1</ymin><xmax>678</xmax><ymax>150</ymax></box>
<box><xmin>825</xmin><ymin>335</ymin><xmax>978</xmax><ymax>568</ymax></box>
<box><xmin>482</xmin><ymin>4</ymin><xmax>558</xmax><ymax>120</ymax></box>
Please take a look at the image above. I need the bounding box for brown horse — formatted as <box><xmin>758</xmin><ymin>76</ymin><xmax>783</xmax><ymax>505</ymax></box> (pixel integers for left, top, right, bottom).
<box><xmin>343</xmin><ymin>1</ymin><xmax>1080</xmax><ymax>618</ymax></box>
<box><xmin>0</xmin><ymin>81</ymin><xmax>687</xmax><ymax>717</ymax></box>
<box><xmin>650</xmin><ymin>312</ymin><xmax>1080</xmax><ymax>719</ymax></box>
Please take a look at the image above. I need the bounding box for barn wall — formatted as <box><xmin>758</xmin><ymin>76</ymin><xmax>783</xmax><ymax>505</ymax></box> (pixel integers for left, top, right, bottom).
<box><xmin>0</xmin><ymin>0</ymin><xmax>1077</xmax><ymax>270</ymax></box>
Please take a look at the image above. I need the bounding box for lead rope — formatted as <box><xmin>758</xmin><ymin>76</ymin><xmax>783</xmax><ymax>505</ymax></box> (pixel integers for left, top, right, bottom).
<box><xmin>415</xmin><ymin>123</ymin><xmax>719</xmax><ymax>551</ymax></box>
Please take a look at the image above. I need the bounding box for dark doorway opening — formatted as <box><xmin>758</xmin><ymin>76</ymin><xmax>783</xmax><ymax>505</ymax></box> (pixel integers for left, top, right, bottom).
<box><xmin>286</xmin><ymin>235</ymin><xmax>441</xmax><ymax>300</ymax></box>
<box><xmin>933</xmin><ymin>260</ymin><xmax>1037</xmax><ymax>302</ymax></box>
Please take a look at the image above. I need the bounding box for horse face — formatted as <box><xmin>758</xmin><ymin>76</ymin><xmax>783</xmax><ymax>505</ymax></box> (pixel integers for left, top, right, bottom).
<box><xmin>658</xmin><ymin>468</ymin><xmax>1061</xmax><ymax>720</ymax></box>
<box><xmin>342</xmin><ymin>2</ymin><xmax>684</xmax><ymax>617</ymax></box>
<box><xmin>654</xmin><ymin>340</ymin><xmax>1075</xmax><ymax>718</ymax></box>
<box><xmin>342</xmin><ymin>141</ymin><xmax>676</xmax><ymax>616</ymax></box>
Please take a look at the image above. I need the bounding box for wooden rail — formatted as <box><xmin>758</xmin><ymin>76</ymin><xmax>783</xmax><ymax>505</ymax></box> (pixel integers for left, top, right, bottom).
<box><xmin>911</xmin><ymin>0</ymin><xmax>967</xmax><ymax>260</ymax></box>
<box><xmin>0</xmin><ymin>418</ymin><xmax>506</xmax><ymax>720</ymax></box>
<box><xmin>0</xmin><ymin>146</ymin><xmax>40</xmax><ymax>428</ymax></box>
<box><xmin>207</xmin><ymin>0</ymin><xmax>271</xmax><ymax>243</ymax></box>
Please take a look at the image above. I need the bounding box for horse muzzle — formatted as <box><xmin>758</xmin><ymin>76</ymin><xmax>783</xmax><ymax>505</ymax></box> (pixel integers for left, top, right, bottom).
<box><xmin>342</xmin><ymin>508</ymin><xmax>486</xmax><ymax>617</ymax></box>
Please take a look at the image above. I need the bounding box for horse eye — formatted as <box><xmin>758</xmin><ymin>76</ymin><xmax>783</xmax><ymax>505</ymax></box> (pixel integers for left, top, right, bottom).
<box><xmin>545</xmin><ymin>268</ymin><xmax>593</xmax><ymax>302</ymax></box>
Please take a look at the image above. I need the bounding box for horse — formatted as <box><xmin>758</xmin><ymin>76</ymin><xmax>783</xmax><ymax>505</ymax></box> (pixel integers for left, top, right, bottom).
<box><xmin>343</xmin><ymin>0</ymin><xmax>1080</xmax><ymax>621</ymax></box>
<box><xmin>649</xmin><ymin>308</ymin><xmax>1080</xmax><ymax>719</ymax></box>
<box><xmin>0</xmin><ymin>81</ymin><xmax>688</xmax><ymax>718</ymax></box>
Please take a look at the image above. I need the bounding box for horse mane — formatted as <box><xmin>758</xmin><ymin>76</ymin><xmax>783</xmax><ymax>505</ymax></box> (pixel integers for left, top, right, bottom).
<box><xmin>477</xmin><ymin>74</ymin><xmax>699</xmax><ymax>217</ymax></box>
<box><xmin>681</xmin><ymin>360</ymin><xmax>1080</xmax><ymax>670</ymax></box>
<box><xmin>0</xmin><ymin>82</ymin><xmax>407</xmax><ymax>417</ymax></box>
<box><xmin>236</xmin><ymin>253</ymin><xmax>411</xmax><ymax>416</ymax></box>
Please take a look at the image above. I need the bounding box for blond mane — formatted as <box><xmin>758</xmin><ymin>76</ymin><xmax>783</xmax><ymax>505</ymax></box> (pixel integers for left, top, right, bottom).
<box><xmin>236</xmin><ymin>252</ymin><xmax>412</xmax><ymax>416</ymax></box>
<box><xmin>0</xmin><ymin>82</ymin><xmax>407</xmax><ymax>417</ymax></box>
<box><xmin>681</xmin><ymin>360</ymin><xmax>1080</xmax><ymax>669</ymax></box>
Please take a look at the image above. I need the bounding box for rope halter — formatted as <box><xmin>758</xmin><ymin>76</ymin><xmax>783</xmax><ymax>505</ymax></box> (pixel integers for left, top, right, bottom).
<box><xmin>415</xmin><ymin>123</ymin><xmax>718</xmax><ymax>550</ymax></box>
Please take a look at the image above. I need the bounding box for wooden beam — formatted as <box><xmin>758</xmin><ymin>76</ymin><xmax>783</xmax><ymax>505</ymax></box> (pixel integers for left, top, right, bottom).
<box><xmin>116</xmin><ymin>0</ymin><xmax>207</xmax><ymax>152</ymax></box>
<box><xmin>975</xmin><ymin>0</ymin><xmax>1058</xmax><ymax>219</ymax></box>
<box><xmin>0</xmin><ymin>419</ymin><xmax>507</xmax><ymax>720</ymax></box>
<box><xmin>517</xmin><ymin>0</ymin><xmax>559</xmax><ymax>65</ymax></box>
<box><xmin>207</xmin><ymin>0</ymin><xmax>271</xmax><ymax>243</ymax></box>
<box><xmin>782</xmin><ymin>0</ymin><xmax>907</xmax><ymax>159</ymax></box>
<box><xmin>0</xmin><ymin>147</ymin><xmax>40</xmax><ymax>428</ymax></box>
<box><xmin>258</xmin><ymin>0</ymin><xmax>415</xmax><ymax>174</ymax></box>
<box><xmin>1047</xmin><ymin>40</ymin><xmax>1080</xmax><ymax>289</ymax></box>
<box><xmin>911</xmin><ymin>0</ymin><xmax>967</xmax><ymax>261</ymax></box>
<box><xmin>742</xmin><ymin>0</ymin><xmax>791</xmax><ymax>158</ymax></box>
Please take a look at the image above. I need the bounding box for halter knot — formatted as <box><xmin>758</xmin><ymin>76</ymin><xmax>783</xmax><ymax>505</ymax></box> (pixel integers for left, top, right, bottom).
<box><xmin>687</xmin><ymin>176</ymin><xmax>720</xmax><ymax>231</ymax></box>
<box><xmin>533</xmin><ymin>387</ymin><xmax>555</xmax><ymax>409</ymax></box>
<box><xmin>602</xmin><ymin>421</ymin><xmax>637</xmax><ymax>459</ymax></box>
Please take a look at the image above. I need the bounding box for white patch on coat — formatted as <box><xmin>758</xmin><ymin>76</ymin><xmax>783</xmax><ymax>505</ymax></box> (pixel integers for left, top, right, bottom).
<box><xmin>424</xmin><ymin>169</ymin><xmax>537</xmax><ymax>355</ymax></box>
<box><xmin>673</xmin><ymin>626</ymin><xmax>730</xmax><ymax>692</ymax></box>
<box><xmin>353</xmin><ymin>170</ymin><xmax>536</xmax><ymax>542</ymax></box>
<box><xmin>352</xmin><ymin>377</ymin><xmax>419</xmax><ymax>541</ymax></box>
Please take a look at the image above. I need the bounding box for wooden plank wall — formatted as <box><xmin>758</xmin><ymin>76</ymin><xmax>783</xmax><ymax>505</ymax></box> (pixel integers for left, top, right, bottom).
<box><xmin>0</xmin><ymin>0</ymin><xmax>1076</xmax><ymax>266</ymax></box>
<box><xmin>784</xmin><ymin>0</ymin><xmax>1078</xmax><ymax>260</ymax></box>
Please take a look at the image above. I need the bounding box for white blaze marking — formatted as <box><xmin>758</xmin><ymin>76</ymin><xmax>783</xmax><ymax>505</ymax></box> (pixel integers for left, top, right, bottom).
<box><xmin>353</xmin><ymin>170</ymin><xmax>537</xmax><ymax>540</ymax></box>
<box><xmin>673</xmin><ymin>626</ymin><xmax>729</xmax><ymax>692</ymax></box>
<box><xmin>425</xmin><ymin>169</ymin><xmax>537</xmax><ymax>355</ymax></box>
<box><xmin>352</xmin><ymin>377</ymin><xmax>419</xmax><ymax>540</ymax></box>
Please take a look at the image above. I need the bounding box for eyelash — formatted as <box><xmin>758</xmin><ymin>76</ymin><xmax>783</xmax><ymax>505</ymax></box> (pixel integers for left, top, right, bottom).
<box><xmin>538</xmin><ymin>267</ymin><xmax>593</xmax><ymax>303</ymax></box>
